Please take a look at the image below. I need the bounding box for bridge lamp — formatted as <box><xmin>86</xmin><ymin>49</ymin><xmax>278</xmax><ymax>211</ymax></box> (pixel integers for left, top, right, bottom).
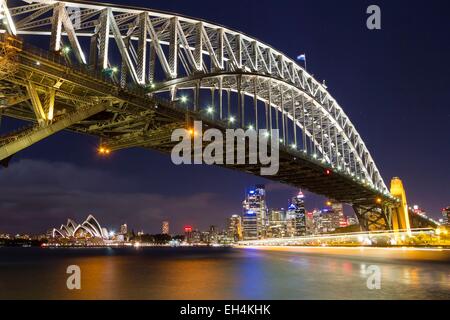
<box><xmin>263</xmin><ymin>131</ymin><xmax>270</xmax><ymax>138</ymax></box>
<box><xmin>188</xmin><ymin>128</ymin><xmax>199</xmax><ymax>137</ymax></box>
<box><xmin>313</xmin><ymin>153</ymin><xmax>317</xmax><ymax>159</ymax></box>
<box><xmin>98</xmin><ymin>147</ymin><xmax>111</xmax><ymax>155</ymax></box>
<box><xmin>229</xmin><ymin>116</ymin><xmax>235</xmax><ymax>123</ymax></box>
<box><xmin>279</xmin><ymin>139</ymin><xmax>284</xmax><ymax>143</ymax></box>
<box><xmin>206</xmin><ymin>107</ymin><xmax>214</xmax><ymax>114</ymax></box>
<box><xmin>62</xmin><ymin>46</ymin><xmax>71</xmax><ymax>54</ymax></box>
<box><xmin>180</xmin><ymin>95</ymin><xmax>188</xmax><ymax>103</ymax></box>
<box><xmin>248</xmin><ymin>124</ymin><xmax>254</xmax><ymax>130</ymax></box>
<box><xmin>376</xmin><ymin>198</ymin><xmax>382</xmax><ymax>204</ymax></box>
<box><xmin>291</xmin><ymin>144</ymin><xmax>296</xmax><ymax>149</ymax></box>
<box><xmin>111</xmin><ymin>67</ymin><xmax>119</xmax><ymax>73</ymax></box>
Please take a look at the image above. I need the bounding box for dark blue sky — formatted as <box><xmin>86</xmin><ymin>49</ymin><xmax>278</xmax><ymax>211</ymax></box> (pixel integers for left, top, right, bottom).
<box><xmin>1</xmin><ymin>0</ymin><xmax>449</xmax><ymax>234</ymax></box>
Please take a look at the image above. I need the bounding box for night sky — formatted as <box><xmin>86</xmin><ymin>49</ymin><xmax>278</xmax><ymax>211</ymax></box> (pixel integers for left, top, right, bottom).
<box><xmin>1</xmin><ymin>0</ymin><xmax>449</xmax><ymax>235</ymax></box>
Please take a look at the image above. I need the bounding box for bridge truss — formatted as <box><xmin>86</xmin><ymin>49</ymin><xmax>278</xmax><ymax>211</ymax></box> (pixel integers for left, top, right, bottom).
<box><xmin>0</xmin><ymin>0</ymin><xmax>403</xmax><ymax>230</ymax></box>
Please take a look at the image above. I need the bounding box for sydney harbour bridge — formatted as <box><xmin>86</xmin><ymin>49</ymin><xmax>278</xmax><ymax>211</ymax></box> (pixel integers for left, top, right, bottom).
<box><xmin>0</xmin><ymin>0</ymin><xmax>435</xmax><ymax>232</ymax></box>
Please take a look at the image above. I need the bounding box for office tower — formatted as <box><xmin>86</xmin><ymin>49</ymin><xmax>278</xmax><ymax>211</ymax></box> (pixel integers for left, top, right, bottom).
<box><xmin>209</xmin><ymin>225</ymin><xmax>218</xmax><ymax>243</ymax></box>
<box><xmin>162</xmin><ymin>221</ymin><xmax>170</xmax><ymax>235</ymax></box>
<box><xmin>228</xmin><ymin>215</ymin><xmax>243</xmax><ymax>242</ymax></box>
<box><xmin>269</xmin><ymin>209</ymin><xmax>285</xmax><ymax>224</ymax></box>
<box><xmin>442</xmin><ymin>207</ymin><xmax>450</xmax><ymax>226</ymax></box>
<box><xmin>184</xmin><ymin>226</ymin><xmax>193</xmax><ymax>243</ymax></box>
<box><xmin>242</xmin><ymin>185</ymin><xmax>267</xmax><ymax>240</ymax></box>
<box><xmin>329</xmin><ymin>201</ymin><xmax>345</xmax><ymax>230</ymax></box>
<box><xmin>119</xmin><ymin>223</ymin><xmax>128</xmax><ymax>235</ymax></box>
<box><xmin>305</xmin><ymin>211</ymin><xmax>315</xmax><ymax>235</ymax></box>
<box><xmin>320</xmin><ymin>208</ymin><xmax>333</xmax><ymax>233</ymax></box>
<box><xmin>287</xmin><ymin>190</ymin><xmax>307</xmax><ymax>236</ymax></box>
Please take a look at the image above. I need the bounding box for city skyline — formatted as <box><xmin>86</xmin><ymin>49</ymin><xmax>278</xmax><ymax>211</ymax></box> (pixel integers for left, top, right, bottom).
<box><xmin>2</xmin><ymin>181</ymin><xmax>440</xmax><ymax>238</ymax></box>
<box><xmin>0</xmin><ymin>181</ymin><xmax>338</xmax><ymax>235</ymax></box>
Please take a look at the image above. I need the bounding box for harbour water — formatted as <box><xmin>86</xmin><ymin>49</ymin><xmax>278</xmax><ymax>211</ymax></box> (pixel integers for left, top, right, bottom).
<box><xmin>0</xmin><ymin>246</ymin><xmax>449</xmax><ymax>299</ymax></box>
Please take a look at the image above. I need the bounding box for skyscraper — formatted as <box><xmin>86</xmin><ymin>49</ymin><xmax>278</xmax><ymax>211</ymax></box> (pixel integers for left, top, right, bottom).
<box><xmin>162</xmin><ymin>221</ymin><xmax>169</xmax><ymax>235</ymax></box>
<box><xmin>228</xmin><ymin>215</ymin><xmax>243</xmax><ymax>242</ymax></box>
<box><xmin>242</xmin><ymin>185</ymin><xmax>267</xmax><ymax>240</ymax></box>
<box><xmin>442</xmin><ymin>207</ymin><xmax>450</xmax><ymax>226</ymax></box>
<box><xmin>330</xmin><ymin>202</ymin><xmax>345</xmax><ymax>230</ymax></box>
<box><xmin>119</xmin><ymin>223</ymin><xmax>128</xmax><ymax>235</ymax></box>
<box><xmin>289</xmin><ymin>190</ymin><xmax>307</xmax><ymax>236</ymax></box>
<box><xmin>184</xmin><ymin>226</ymin><xmax>193</xmax><ymax>243</ymax></box>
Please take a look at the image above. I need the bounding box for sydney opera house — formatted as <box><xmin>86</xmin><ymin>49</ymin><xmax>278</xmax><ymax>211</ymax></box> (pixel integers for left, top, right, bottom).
<box><xmin>50</xmin><ymin>215</ymin><xmax>110</xmax><ymax>241</ymax></box>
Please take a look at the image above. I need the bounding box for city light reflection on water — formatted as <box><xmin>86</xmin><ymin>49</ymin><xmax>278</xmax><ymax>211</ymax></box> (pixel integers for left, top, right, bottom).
<box><xmin>0</xmin><ymin>247</ymin><xmax>448</xmax><ymax>299</ymax></box>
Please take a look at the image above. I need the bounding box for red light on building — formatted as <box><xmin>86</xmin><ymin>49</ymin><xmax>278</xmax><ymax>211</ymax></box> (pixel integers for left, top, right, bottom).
<box><xmin>184</xmin><ymin>226</ymin><xmax>192</xmax><ymax>233</ymax></box>
<box><xmin>325</xmin><ymin>169</ymin><xmax>332</xmax><ymax>176</ymax></box>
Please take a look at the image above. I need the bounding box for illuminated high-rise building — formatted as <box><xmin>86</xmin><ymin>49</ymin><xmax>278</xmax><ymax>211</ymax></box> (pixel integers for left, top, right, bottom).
<box><xmin>228</xmin><ymin>215</ymin><xmax>243</xmax><ymax>242</ymax></box>
<box><xmin>269</xmin><ymin>209</ymin><xmax>285</xmax><ymax>224</ymax></box>
<box><xmin>305</xmin><ymin>211</ymin><xmax>315</xmax><ymax>235</ymax></box>
<box><xmin>328</xmin><ymin>201</ymin><xmax>345</xmax><ymax>230</ymax></box>
<box><xmin>286</xmin><ymin>190</ymin><xmax>306</xmax><ymax>236</ymax></box>
<box><xmin>442</xmin><ymin>207</ymin><xmax>450</xmax><ymax>226</ymax></box>
<box><xmin>119</xmin><ymin>223</ymin><xmax>128</xmax><ymax>235</ymax></box>
<box><xmin>242</xmin><ymin>185</ymin><xmax>267</xmax><ymax>240</ymax></box>
<box><xmin>184</xmin><ymin>226</ymin><xmax>193</xmax><ymax>243</ymax></box>
<box><xmin>347</xmin><ymin>216</ymin><xmax>358</xmax><ymax>226</ymax></box>
<box><xmin>162</xmin><ymin>221</ymin><xmax>169</xmax><ymax>235</ymax></box>
<box><xmin>209</xmin><ymin>225</ymin><xmax>218</xmax><ymax>243</ymax></box>
<box><xmin>320</xmin><ymin>208</ymin><xmax>333</xmax><ymax>233</ymax></box>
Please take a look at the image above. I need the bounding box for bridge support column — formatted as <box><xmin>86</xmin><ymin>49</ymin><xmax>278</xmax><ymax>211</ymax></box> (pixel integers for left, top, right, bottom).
<box><xmin>390</xmin><ymin>177</ymin><xmax>411</xmax><ymax>234</ymax></box>
<box><xmin>353</xmin><ymin>205</ymin><xmax>392</xmax><ymax>231</ymax></box>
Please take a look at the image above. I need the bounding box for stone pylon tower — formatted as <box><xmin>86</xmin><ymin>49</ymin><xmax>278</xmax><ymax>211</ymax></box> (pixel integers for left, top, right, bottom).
<box><xmin>390</xmin><ymin>177</ymin><xmax>411</xmax><ymax>234</ymax></box>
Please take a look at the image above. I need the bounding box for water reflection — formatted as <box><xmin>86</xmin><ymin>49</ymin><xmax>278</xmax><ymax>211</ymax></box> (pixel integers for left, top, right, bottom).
<box><xmin>0</xmin><ymin>247</ymin><xmax>448</xmax><ymax>299</ymax></box>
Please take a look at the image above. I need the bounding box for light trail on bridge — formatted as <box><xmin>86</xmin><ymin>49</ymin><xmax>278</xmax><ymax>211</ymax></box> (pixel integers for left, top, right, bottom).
<box><xmin>237</xmin><ymin>228</ymin><xmax>448</xmax><ymax>247</ymax></box>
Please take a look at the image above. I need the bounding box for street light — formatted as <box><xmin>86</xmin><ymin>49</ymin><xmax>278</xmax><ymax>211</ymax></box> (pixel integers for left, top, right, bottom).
<box><xmin>229</xmin><ymin>116</ymin><xmax>235</xmax><ymax>123</ymax></box>
<box><xmin>206</xmin><ymin>106</ymin><xmax>214</xmax><ymax>114</ymax></box>
<box><xmin>180</xmin><ymin>95</ymin><xmax>188</xmax><ymax>103</ymax></box>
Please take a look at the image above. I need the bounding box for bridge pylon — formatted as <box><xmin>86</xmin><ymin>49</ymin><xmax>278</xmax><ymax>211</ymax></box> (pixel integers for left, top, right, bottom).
<box><xmin>390</xmin><ymin>177</ymin><xmax>411</xmax><ymax>235</ymax></box>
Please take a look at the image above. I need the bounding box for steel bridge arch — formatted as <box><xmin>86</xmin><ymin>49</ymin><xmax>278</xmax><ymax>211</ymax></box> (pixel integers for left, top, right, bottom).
<box><xmin>1</xmin><ymin>0</ymin><xmax>388</xmax><ymax>195</ymax></box>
